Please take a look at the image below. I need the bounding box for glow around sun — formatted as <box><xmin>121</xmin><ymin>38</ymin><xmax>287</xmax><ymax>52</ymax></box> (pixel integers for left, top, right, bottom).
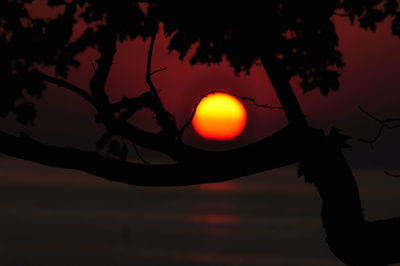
<box><xmin>192</xmin><ymin>92</ymin><xmax>247</xmax><ymax>140</ymax></box>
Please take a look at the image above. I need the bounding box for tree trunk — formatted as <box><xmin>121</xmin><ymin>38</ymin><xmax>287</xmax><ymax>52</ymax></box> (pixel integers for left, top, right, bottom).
<box><xmin>301</xmin><ymin>133</ymin><xmax>400</xmax><ymax>266</ymax></box>
<box><xmin>260</xmin><ymin>52</ymin><xmax>400</xmax><ymax>265</ymax></box>
<box><xmin>260</xmin><ymin>54</ymin><xmax>308</xmax><ymax>127</ymax></box>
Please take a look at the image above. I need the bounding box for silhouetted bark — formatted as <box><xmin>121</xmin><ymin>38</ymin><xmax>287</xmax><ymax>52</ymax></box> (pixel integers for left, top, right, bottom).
<box><xmin>260</xmin><ymin>49</ymin><xmax>400</xmax><ymax>265</ymax></box>
<box><xmin>0</xmin><ymin>125</ymin><xmax>319</xmax><ymax>186</ymax></box>
<box><xmin>260</xmin><ymin>54</ymin><xmax>308</xmax><ymax>127</ymax></box>
<box><xmin>300</xmin><ymin>132</ymin><xmax>400</xmax><ymax>266</ymax></box>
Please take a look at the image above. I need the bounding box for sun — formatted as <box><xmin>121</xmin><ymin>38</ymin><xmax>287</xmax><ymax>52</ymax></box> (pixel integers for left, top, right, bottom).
<box><xmin>192</xmin><ymin>92</ymin><xmax>247</xmax><ymax>140</ymax></box>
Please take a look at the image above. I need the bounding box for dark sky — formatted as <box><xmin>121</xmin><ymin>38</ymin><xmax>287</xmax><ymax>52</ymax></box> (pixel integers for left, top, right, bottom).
<box><xmin>1</xmin><ymin>13</ymin><xmax>400</xmax><ymax>168</ymax></box>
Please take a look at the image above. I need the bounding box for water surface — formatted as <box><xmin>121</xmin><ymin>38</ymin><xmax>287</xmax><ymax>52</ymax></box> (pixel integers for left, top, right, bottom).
<box><xmin>1</xmin><ymin>157</ymin><xmax>399</xmax><ymax>266</ymax></box>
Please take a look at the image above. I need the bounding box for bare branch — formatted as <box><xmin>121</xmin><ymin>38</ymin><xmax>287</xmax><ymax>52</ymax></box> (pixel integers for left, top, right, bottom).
<box><xmin>260</xmin><ymin>54</ymin><xmax>307</xmax><ymax>126</ymax></box>
<box><xmin>145</xmin><ymin>26</ymin><xmax>158</xmax><ymax>93</ymax></box>
<box><xmin>87</xmin><ymin>26</ymin><xmax>169</xmax><ymax>154</ymax></box>
<box><xmin>96</xmin><ymin>92</ymin><xmax>154</xmax><ymax>124</ymax></box>
<box><xmin>95</xmin><ymin>95</ymin><xmax>151</xmax><ymax>152</ymax></box>
<box><xmin>89</xmin><ymin>28</ymin><xmax>118</xmax><ymax>108</ymax></box>
<box><xmin>221</xmin><ymin>90</ymin><xmax>282</xmax><ymax>109</ymax></box>
<box><xmin>179</xmin><ymin>94</ymin><xmax>205</xmax><ymax>137</ymax></box>
<box><xmin>384</xmin><ymin>170</ymin><xmax>400</xmax><ymax>178</ymax></box>
<box><xmin>0</xmin><ymin>126</ymin><xmax>322</xmax><ymax>186</ymax></box>
<box><xmin>96</xmin><ymin>99</ymin><xmax>156</xmax><ymax>150</ymax></box>
<box><xmin>359</xmin><ymin>107</ymin><xmax>400</xmax><ymax>176</ymax></box>
<box><xmin>179</xmin><ymin>90</ymin><xmax>282</xmax><ymax>138</ymax></box>
<box><xmin>144</xmin><ymin>23</ymin><xmax>178</xmax><ymax>136</ymax></box>
<box><xmin>359</xmin><ymin>106</ymin><xmax>383</xmax><ymax>124</ymax></box>
<box><xmin>36</xmin><ymin>71</ymin><xmax>96</xmax><ymax>107</ymax></box>
<box><xmin>132</xmin><ymin>142</ymin><xmax>150</xmax><ymax>165</ymax></box>
<box><xmin>150</xmin><ymin>67</ymin><xmax>167</xmax><ymax>76</ymax></box>
<box><xmin>0</xmin><ymin>130</ymin><xmax>198</xmax><ymax>186</ymax></box>
<box><xmin>359</xmin><ymin>106</ymin><xmax>400</xmax><ymax>148</ymax></box>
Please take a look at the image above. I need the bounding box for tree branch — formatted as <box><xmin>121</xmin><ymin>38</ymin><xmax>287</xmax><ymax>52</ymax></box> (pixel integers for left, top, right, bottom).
<box><xmin>89</xmin><ymin>28</ymin><xmax>118</xmax><ymax>108</ymax></box>
<box><xmin>384</xmin><ymin>170</ymin><xmax>400</xmax><ymax>178</ymax></box>
<box><xmin>0</xmin><ymin>126</ymin><xmax>323</xmax><ymax>186</ymax></box>
<box><xmin>36</xmin><ymin>71</ymin><xmax>96</xmax><ymax>107</ymax></box>
<box><xmin>222</xmin><ymin>90</ymin><xmax>283</xmax><ymax>109</ymax></box>
<box><xmin>132</xmin><ymin>142</ymin><xmax>150</xmax><ymax>165</ymax></box>
<box><xmin>95</xmin><ymin>92</ymin><xmax>154</xmax><ymax>123</ymax></box>
<box><xmin>150</xmin><ymin>67</ymin><xmax>167</xmax><ymax>76</ymax></box>
<box><xmin>301</xmin><ymin>133</ymin><xmax>400</xmax><ymax>265</ymax></box>
<box><xmin>88</xmin><ymin>25</ymin><xmax>159</xmax><ymax>152</ymax></box>
<box><xmin>144</xmin><ymin>24</ymin><xmax>178</xmax><ymax>137</ymax></box>
<box><xmin>358</xmin><ymin>106</ymin><xmax>400</xmax><ymax>178</ymax></box>
<box><xmin>0</xmin><ymin>130</ymin><xmax>190</xmax><ymax>186</ymax></box>
<box><xmin>260</xmin><ymin>54</ymin><xmax>308</xmax><ymax>127</ymax></box>
<box><xmin>146</xmin><ymin>27</ymin><xmax>159</xmax><ymax>94</ymax></box>
<box><xmin>359</xmin><ymin>106</ymin><xmax>400</xmax><ymax>148</ymax></box>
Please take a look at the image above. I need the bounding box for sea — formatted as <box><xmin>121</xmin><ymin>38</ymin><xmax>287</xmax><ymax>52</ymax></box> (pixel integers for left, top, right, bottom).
<box><xmin>1</xmin><ymin>156</ymin><xmax>399</xmax><ymax>266</ymax></box>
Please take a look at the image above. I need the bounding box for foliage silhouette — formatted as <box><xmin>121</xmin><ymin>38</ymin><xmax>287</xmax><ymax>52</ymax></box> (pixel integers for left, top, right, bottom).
<box><xmin>1</xmin><ymin>1</ymin><xmax>400</xmax><ymax>265</ymax></box>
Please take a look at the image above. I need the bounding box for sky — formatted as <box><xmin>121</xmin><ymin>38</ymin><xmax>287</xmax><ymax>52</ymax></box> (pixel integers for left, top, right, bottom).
<box><xmin>1</xmin><ymin>10</ymin><xmax>400</xmax><ymax>168</ymax></box>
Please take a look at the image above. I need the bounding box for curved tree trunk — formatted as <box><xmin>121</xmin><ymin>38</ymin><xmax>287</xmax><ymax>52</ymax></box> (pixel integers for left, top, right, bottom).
<box><xmin>260</xmin><ymin>52</ymin><xmax>400</xmax><ymax>265</ymax></box>
<box><xmin>301</xmin><ymin>133</ymin><xmax>400</xmax><ymax>266</ymax></box>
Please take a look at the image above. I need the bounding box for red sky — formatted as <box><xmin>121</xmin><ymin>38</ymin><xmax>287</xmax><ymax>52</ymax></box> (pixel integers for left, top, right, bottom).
<box><xmin>1</xmin><ymin>13</ymin><xmax>400</xmax><ymax>166</ymax></box>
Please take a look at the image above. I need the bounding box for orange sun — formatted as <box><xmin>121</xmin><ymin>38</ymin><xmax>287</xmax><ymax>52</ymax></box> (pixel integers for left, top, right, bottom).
<box><xmin>192</xmin><ymin>92</ymin><xmax>247</xmax><ymax>140</ymax></box>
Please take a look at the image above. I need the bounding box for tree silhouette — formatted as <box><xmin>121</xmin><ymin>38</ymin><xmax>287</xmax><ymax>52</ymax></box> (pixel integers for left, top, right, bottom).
<box><xmin>1</xmin><ymin>1</ymin><xmax>400</xmax><ymax>265</ymax></box>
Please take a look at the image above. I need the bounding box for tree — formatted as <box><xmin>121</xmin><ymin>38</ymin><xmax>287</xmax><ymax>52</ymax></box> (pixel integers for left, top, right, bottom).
<box><xmin>1</xmin><ymin>1</ymin><xmax>400</xmax><ymax>265</ymax></box>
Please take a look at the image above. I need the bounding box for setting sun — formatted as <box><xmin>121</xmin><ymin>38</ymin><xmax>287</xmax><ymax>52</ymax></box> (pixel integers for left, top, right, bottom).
<box><xmin>192</xmin><ymin>92</ymin><xmax>247</xmax><ymax>140</ymax></box>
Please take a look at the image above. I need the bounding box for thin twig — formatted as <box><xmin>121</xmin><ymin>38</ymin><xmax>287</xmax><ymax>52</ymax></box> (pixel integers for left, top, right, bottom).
<box><xmin>179</xmin><ymin>95</ymin><xmax>205</xmax><ymax>137</ymax></box>
<box><xmin>359</xmin><ymin>106</ymin><xmax>400</xmax><ymax>148</ymax></box>
<box><xmin>384</xmin><ymin>171</ymin><xmax>400</xmax><ymax>178</ymax></box>
<box><xmin>151</xmin><ymin>67</ymin><xmax>167</xmax><ymax>76</ymax></box>
<box><xmin>220</xmin><ymin>90</ymin><xmax>283</xmax><ymax>110</ymax></box>
<box><xmin>133</xmin><ymin>142</ymin><xmax>150</xmax><ymax>165</ymax></box>
<box><xmin>144</xmin><ymin>21</ymin><xmax>178</xmax><ymax>135</ymax></box>
<box><xmin>179</xmin><ymin>90</ymin><xmax>282</xmax><ymax>138</ymax></box>
<box><xmin>359</xmin><ymin>106</ymin><xmax>382</xmax><ymax>124</ymax></box>
<box><xmin>37</xmin><ymin>71</ymin><xmax>96</xmax><ymax>107</ymax></box>
<box><xmin>359</xmin><ymin>106</ymin><xmax>400</xmax><ymax>176</ymax></box>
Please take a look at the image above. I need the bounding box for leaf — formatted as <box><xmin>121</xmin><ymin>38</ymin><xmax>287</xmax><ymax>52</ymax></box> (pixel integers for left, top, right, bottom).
<box><xmin>168</xmin><ymin>31</ymin><xmax>198</xmax><ymax>60</ymax></box>
<box><xmin>328</xmin><ymin>127</ymin><xmax>352</xmax><ymax>148</ymax></box>
<box><xmin>392</xmin><ymin>13</ymin><xmax>400</xmax><ymax>37</ymax></box>
<box><xmin>48</xmin><ymin>0</ymin><xmax>65</xmax><ymax>7</ymax></box>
